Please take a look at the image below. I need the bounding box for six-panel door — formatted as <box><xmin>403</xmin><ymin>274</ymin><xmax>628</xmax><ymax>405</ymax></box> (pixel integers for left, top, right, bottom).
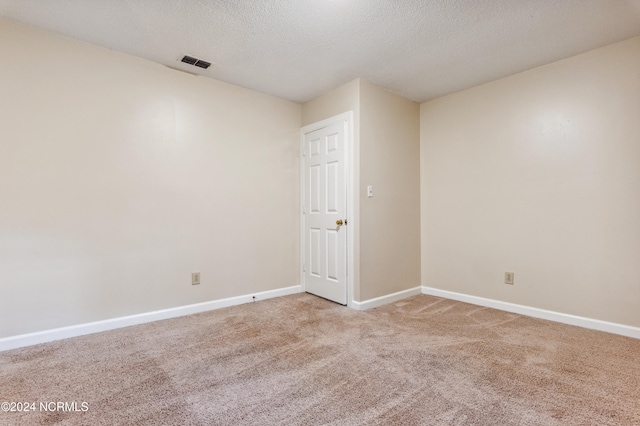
<box><xmin>303</xmin><ymin>120</ymin><xmax>347</xmax><ymax>305</ymax></box>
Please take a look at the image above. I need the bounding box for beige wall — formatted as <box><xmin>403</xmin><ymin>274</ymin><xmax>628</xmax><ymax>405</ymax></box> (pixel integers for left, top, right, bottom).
<box><xmin>359</xmin><ymin>81</ymin><xmax>421</xmax><ymax>300</ymax></box>
<box><xmin>301</xmin><ymin>79</ymin><xmax>360</xmax><ymax>128</ymax></box>
<box><xmin>302</xmin><ymin>79</ymin><xmax>421</xmax><ymax>302</ymax></box>
<box><xmin>0</xmin><ymin>20</ymin><xmax>302</xmax><ymax>337</ymax></box>
<box><xmin>302</xmin><ymin>79</ymin><xmax>362</xmax><ymax>300</ymax></box>
<box><xmin>420</xmin><ymin>36</ymin><xmax>640</xmax><ymax>327</ymax></box>
<box><xmin>5</xmin><ymin>17</ymin><xmax>634</xmax><ymax>337</ymax></box>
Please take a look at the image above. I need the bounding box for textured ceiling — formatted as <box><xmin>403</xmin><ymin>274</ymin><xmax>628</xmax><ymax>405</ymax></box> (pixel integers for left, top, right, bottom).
<box><xmin>1</xmin><ymin>0</ymin><xmax>640</xmax><ymax>103</ymax></box>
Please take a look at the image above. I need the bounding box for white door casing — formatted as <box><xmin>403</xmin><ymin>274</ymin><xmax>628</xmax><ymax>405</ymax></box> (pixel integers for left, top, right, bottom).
<box><xmin>301</xmin><ymin>113</ymin><xmax>352</xmax><ymax>305</ymax></box>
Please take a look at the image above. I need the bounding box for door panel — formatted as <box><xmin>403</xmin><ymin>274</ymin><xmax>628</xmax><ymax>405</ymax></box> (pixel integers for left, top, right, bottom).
<box><xmin>310</xmin><ymin>165</ymin><xmax>321</xmax><ymax>213</ymax></box>
<box><xmin>303</xmin><ymin>120</ymin><xmax>347</xmax><ymax>305</ymax></box>
<box><xmin>326</xmin><ymin>230</ymin><xmax>339</xmax><ymax>281</ymax></box>
<box><xmin>309</xmin><ymin>228</ymin><xmax>321</xmax><ymax>277</ymax></box>
<box><xmin>326</xmin><ymin>161</ymin><xmax>339</xmax><ymax>213</ymax></box>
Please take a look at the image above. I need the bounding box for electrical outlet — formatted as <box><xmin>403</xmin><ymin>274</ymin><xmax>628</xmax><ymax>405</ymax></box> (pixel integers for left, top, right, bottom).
<box><xmin>505</xmin><ymin>272</ymin><xmax>514</xmax><ymax>285</ymax></box>
<box><xmin>192</xmin><ymin>272</ymin><xmax>200</xmax><ymax>285</ymax></box>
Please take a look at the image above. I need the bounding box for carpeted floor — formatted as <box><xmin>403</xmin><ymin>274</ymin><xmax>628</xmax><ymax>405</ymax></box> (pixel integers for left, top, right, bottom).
<box><xmin>1</xmin><ymin>293</ymin><xmax>639</xmax><ymax>425</ymax></box>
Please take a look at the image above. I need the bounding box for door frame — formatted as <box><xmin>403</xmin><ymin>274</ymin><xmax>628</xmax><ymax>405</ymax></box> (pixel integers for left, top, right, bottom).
<box><xmin>300</xmin><ymin>111</ymin><xmax>354</xmax><ymax>307</ymax></box>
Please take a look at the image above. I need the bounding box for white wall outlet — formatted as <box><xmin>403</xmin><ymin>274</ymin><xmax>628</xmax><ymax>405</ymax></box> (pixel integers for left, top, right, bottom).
<box><xmin>367</xmin><ymin>185</ymin><xmax>373</xmax><ymax>197</ymax></box>
<box><xmin>505</xmin><ymin>272</ymin><xmax>514</xmax><ymax>285</ymax></box>
<box><xmin>192</xmin><ymin>272</ymin><xmax>201</xmax><ymax>285</ymax></box>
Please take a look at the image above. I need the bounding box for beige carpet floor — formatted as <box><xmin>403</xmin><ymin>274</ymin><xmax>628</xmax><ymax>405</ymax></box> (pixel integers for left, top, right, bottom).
<box><xmin>1</xmin><ymin>293</ymin><xmax>639</xmax><ymax>425</ymax></box>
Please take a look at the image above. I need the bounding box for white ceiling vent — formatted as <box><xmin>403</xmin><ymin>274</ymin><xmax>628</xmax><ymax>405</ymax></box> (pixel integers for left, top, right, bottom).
<box><xmin>180</xmin><ymin>55</ymin><xmax>212</xmax><ymax>70</ymax></box>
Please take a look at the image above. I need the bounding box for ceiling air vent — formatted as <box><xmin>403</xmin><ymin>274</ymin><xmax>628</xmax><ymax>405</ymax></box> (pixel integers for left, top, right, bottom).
<box><xmin>181</xmin><ymin>55</ymin><xmax>212</xmax><ymax>70</ymax></box>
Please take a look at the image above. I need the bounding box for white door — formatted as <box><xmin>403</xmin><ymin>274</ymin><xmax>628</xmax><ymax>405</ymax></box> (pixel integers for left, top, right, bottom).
<box><xmin>302</xmin><ymin>118</ymin><xmax>348</xmax><ymax>305</ymax></box>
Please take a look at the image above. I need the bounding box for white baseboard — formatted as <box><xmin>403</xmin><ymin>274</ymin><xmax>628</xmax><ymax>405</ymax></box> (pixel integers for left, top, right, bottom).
<box><xmin>351</xmin><ymin>286</ymin><xmax>423</xmax><ymax>311</ymax></box>
<box><xmin>5</xmin><ymin>284</ymin><xmax>635</xmax><ymax>352</ymax></box>
<box><xmin>0</xmin><ymin>285</ymin><xmax>303</xmax><ymax>352</ymax></box>
<box><xmin>422</xmin><ymin>286</ymin><xmax>640</xmax><ymax>340</ymax></box>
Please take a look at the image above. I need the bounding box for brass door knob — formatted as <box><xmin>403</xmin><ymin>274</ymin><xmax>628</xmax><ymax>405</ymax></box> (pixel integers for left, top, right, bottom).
<box><xmin>336</xmin><ymin>219</ymin><xmax>344</xmax><ymax>226</ymax></box>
